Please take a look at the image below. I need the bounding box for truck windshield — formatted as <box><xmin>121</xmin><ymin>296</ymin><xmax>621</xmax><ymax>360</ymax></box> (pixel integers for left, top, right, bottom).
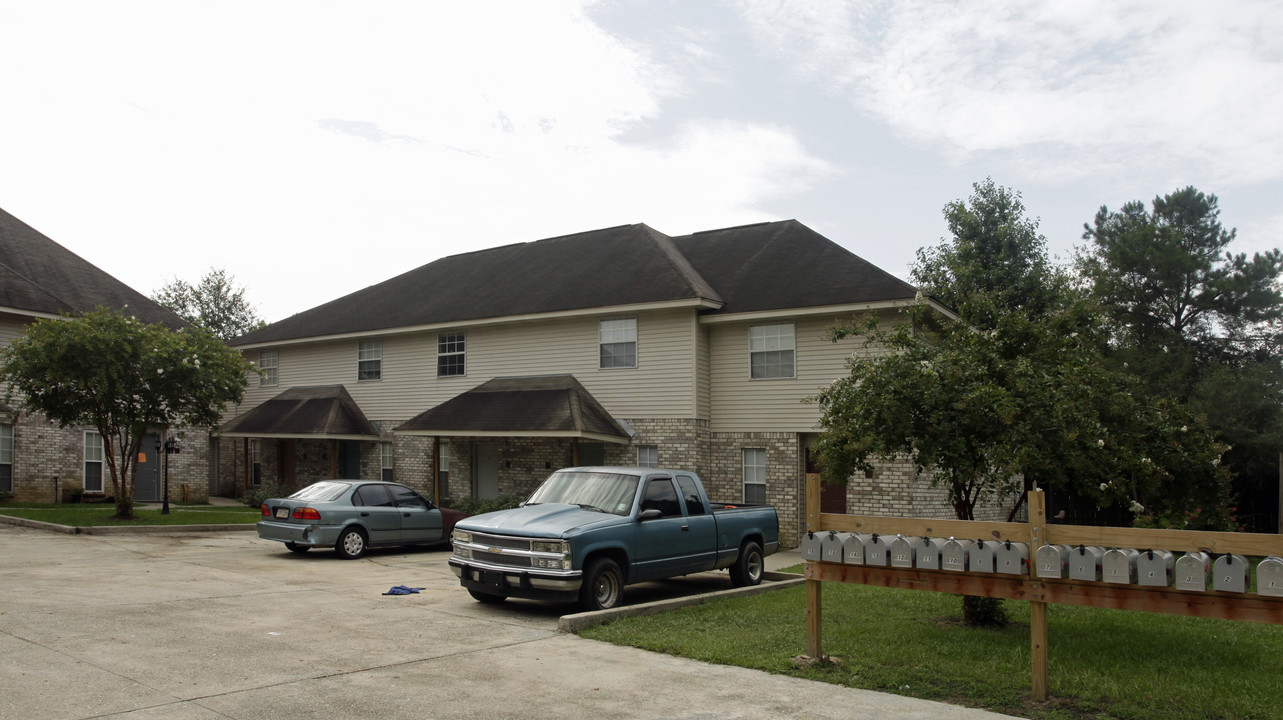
<box><xmin>526</xmin><ymin>471</ymin><xmax>640</xmax><ymax>516</ymax></box>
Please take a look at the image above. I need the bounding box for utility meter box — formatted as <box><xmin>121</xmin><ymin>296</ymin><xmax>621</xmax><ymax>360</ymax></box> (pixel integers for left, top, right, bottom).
<box><xmin>1174</xmin><ymin>551</ymin><xmax>1211</xmax><ymax>591</ymax></box>
<box><xmin>941</xmin><ymin>538</ymin><xmax>972</xmax><ymax>572</ymax></box>
<box><xmin>970</xmin><ymin>540</ymin><xmax>998</xmax><ymax>574</ymax></box>
<box><xmin>863</xmin><ymin>534</ymin><xmax>892</xmax><ymax>567</ymax></box>
<box><xmin>995</xmin><ymin>541</ymin><xmax>1029</xmax><ymax>575</ymax></box>
<box><xmin>1035</xmin><ymin>544</ymin><xmax>1071</xmax><ymax>579</ymax></box>
<box><xmin>1136</xmin><ymin>549</ymin><xmax>1174</xmax><ymax>587</ymax></box>
<box><xmin>913</xmin><ymin>537</ymin><xmax>948</xmax><ymax>570</ymax></box>
<box><xmin>1213</xmin><ymin>554</ymin><xmax>1249</xmax><ymax>593</ymax></box>
<box><xmin>1257</xmin><ymin>557</ymin><xmax>1283</xmax><ymax>597</ymax></box>
<box><xmin>889</xmin><ymin>535</ymin><xmax>916</xmax><ymax>569</ymax></box>
<box><xmin>1102</xmin><ymin>548</ymin><xmax>1140</xmax><ymax>584</ymax></box>
<box><xmin>842</xmin><ymin>533</ymin><xmax>870</xmax><ymax>564</ymax></box>
<box><xmin>820</xmin><ymin>531</ymin><xmax>848</xmax><ymax>563</ymax></box>
<box><xmin>1068</xmin><ymin>545</ymin><xmax>1104</xmax><ymax>582</ymax></box>
<box><xmin>800</xmin><ymin>531</ymin><xmax>823</xmax><ymax>563</ymax></box>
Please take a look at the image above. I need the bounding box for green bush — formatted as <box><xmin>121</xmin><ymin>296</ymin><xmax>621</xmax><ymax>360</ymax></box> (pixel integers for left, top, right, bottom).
<box><xmin>243</xmin><ymin>483</ymin><xmax>290</xmax><ymax>508</ymax></box>
<box><xmin>447</xmin><ymin>494</ymin><xmax>525</xmax><ymax>516</ymax></box>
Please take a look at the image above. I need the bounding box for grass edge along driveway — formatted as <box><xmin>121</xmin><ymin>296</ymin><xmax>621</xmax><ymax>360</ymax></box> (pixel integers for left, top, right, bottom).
<box><xmin>0</xmin><ymin>504</ymin><xmax>260</xmax><ymax>527</ymax></box>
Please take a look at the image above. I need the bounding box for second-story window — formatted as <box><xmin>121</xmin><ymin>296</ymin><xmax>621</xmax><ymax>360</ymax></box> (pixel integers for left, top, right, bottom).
<box><xmin>599</xmin><ymin>318</ymin><xmax>637</xmax><ymax>369</ymax></box>
<box><xmin>358</xmin><ymin>339</ymin><xmax>382</xmax><ymax>381</ymax></box>
<box><xmin>749</xmin><ymin>323</ymin><xmax>795</xmax><ymax>379</ymax></box>
<box><xmin>258</xmin><ymin>349</ymin><xmax>278</xmax><ymax>387</ymax></box>
<box><xmin>437</xmin><ymin>332</ymin><xmax>465</xmax><ymax>377</ymax></box>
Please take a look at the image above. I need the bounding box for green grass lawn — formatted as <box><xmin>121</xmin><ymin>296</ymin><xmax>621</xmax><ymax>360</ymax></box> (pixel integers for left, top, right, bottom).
<box><xmin>0</xmin><ymin>503</ymin><xmax>260</xmax><ymax>526</ymax></box>
<box><xmin>581</xmin><ymin>570</ymin><xmax>1283</xmax><ymax>720</ymax></box>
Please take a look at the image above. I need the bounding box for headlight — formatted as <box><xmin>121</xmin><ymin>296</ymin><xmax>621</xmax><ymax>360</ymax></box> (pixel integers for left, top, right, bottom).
<box><xmin>532</xmin><ymin>557</ymin><xmax>573</xmax><ymax>570</ymax></box>
<box><xmin>531</xmin><ymin>540</ymin><xmax>569</xmax><ymax>554</ymax></box>
<box><xmin>452</xmin><ymin>530</ymin><xmax>472</xmax><ymax>544</ymax></box>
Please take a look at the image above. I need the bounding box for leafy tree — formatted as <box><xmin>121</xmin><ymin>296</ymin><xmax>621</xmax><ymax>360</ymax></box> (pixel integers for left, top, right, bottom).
<box><xmin>153</xmin><ymin>268</ymin><xmax>266</xmax><ymax>341</ymax></box>
<box><xmin>1</xmin><ymin>309</ymin><xmax>252</xmax><ymax>518</ymax></box>
<box><xmin>1079</xmin><ymin>187</ymin><xmax>1283</xmax><ymax>530</ymax></box>
<box><xmin>914</xmin><ymin>178</ymin><xmax>1069</xmax><ymax>327</ymax></box>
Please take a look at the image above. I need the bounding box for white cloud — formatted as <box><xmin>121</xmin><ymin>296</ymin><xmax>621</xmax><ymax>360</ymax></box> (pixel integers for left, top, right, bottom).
<box><xmin>734</xmin><ymin>0</ymin><xmax>1283</xmax><ymax>186</ymax></box>
<box><xmin>0</xmin><ymin>1</ymin><xmax>833</xmax><ymax>320</ymax></box>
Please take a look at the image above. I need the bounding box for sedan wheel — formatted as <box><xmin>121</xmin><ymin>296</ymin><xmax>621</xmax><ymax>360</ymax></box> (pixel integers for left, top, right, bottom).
<box><xmin>335</xmin><ymin>528</ymin><xmax>367</xmax><ymax>559</ymax></box>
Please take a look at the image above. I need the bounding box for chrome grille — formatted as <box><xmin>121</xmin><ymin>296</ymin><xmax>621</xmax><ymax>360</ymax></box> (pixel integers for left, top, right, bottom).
<box><xmin>472</xmin><ymin>551</ymin><xmax>532</xmax><ymax>568</ymax></box>
<box><xmin>468</xmin><ymin>533</ymin><xmax>532</xmax><ymax>551</ymax></box>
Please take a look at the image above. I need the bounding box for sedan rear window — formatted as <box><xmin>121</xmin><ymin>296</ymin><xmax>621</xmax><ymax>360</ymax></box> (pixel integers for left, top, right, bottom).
<box><xmin>288</xmin><ymin>482</ymin><xmax>350</xmax><ymax>502</ymax></box>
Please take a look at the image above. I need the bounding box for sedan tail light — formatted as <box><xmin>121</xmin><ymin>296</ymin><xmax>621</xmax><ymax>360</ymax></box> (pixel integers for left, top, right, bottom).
<box><xmin>260</xmin><ymin>503</ymin><xmax>270</xmax><ymax>516</ymax></box>
<box><xmin>293</xmin><ymin>507</ymin><xmax>322</xmax><ymax>520</ymax></box>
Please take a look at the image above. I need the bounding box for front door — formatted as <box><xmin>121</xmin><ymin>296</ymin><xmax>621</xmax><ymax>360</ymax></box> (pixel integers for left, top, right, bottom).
<box><xmin>474</xmin><ymin>442</ymin><xmax>499</xmax><ymax>500</ymax></box>
<box><xmin>338</xmin><ymin>441</ymin><xmax>361</xmax><ymax>479</ymax></box>
<box><xmin>808</xmin><ymin>445</ymin><xmax>846</xmax><ymax>514</ymax></box>
<box><xmin>134</xmin><ymin>434</ymin><xmax>161</xmax><ymax>502</ymax></box>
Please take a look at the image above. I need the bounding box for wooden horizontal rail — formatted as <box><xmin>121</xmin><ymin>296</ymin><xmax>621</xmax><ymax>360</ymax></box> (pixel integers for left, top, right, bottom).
<box><xmin>805</xmin><ymin>561</ymin><xmax>1283</xmax><ymax>625</ymax></box>
<box><xmin>817</xmin><ymin>514</ymin><xmax>1283</xmax><ymax>558</ymax></box>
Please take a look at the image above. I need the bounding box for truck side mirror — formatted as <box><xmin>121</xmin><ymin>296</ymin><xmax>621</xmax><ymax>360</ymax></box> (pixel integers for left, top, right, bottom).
<box><xmin>638</xmin><ymin>508</ymin><xmax>663</xmax><ymax>521</ymax></box>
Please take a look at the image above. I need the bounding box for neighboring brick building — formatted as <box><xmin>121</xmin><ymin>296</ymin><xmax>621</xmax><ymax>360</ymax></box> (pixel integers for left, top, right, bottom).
<box><xmin>220</xmin><ymin>220</ymin><xmax>992</xmax><ymax>546</ymax></box>
<box><xmin>0</xmin><ymin>207</ymin><xmax>212</xmax><ymax>503</ymax></box>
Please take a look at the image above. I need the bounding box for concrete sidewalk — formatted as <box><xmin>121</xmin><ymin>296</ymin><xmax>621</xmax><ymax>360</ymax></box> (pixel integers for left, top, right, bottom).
<box><xmin>0</xmin><ymin>525</ymin><xmax>1019</xmax><ymax>720</ymax></box>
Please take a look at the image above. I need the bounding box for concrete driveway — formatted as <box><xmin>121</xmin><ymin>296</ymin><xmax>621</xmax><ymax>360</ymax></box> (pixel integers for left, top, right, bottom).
<box><xmin>0</xmin><ymin>524</ymin><xmax>1017</xmax><ymax>719</ymax></box>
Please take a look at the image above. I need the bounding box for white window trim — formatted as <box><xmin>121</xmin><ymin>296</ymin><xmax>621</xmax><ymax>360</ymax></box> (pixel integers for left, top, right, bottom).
<box><xmin>84</xmin><ymin>430</ymin><xmax>104</xmax><ymax>493</ymax></box>
<box><xmin>358</xmin><ymin>339</ymin><xmax>382</xmax><ymax>381</ymax></box>
<box><xmin>599</xmin><ymin>317</ymin><xmax>638</xmax><ymax>369</ymax></box>
<box><xmin>749</xmin><ymin>323</ymin><xmax>796</xmax><ymax>380</ymax></box>
<box><xmin>258</xmin><ymin>349</ymin><xmax>279</xmax><ymax>387</ymax></box>
<box><xmin>742</xmin><ymin>447</ymin><xmax>766</xmax><ymax>504</ymax></box>
<box><xmin>437</xmin><ymin>332</ymin><xmax>466</xmax><ymax>377</ymax></box>
<box><xmin>637</xmin><ymin>445</ymin><xmax>659</xmax><ymax>468</ymax></box>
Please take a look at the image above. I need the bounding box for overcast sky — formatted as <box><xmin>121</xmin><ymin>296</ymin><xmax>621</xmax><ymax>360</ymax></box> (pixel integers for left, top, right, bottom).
<box><xmin>3</xmin><ymin>1</ymin><xmax>1280</xmax><ymax>323</ymax></box>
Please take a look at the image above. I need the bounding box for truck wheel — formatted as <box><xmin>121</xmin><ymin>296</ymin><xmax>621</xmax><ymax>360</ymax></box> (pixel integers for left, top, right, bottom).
<box><xmin>730</xmin><ymin>541</ymin><xmax>764</xmax><ymax>587</ymax></box>
<box><xmin>285</xmin><ymin>542</ymin><xmax>309</xmax><ymax>554</ymax></box>
<box><xmin>580</xmin><ymin>557</ymin><xmax>623</xmax><ymax>611</ymax></box>
<box><xmin>335</xmin><ymin>528</ymin><xmax>368</xmax><ymax>559</ymax></box>
<box><xmin>468</xmin><ymin>589</ymin><xmax>507</xmax><ymax>604</ymax></box>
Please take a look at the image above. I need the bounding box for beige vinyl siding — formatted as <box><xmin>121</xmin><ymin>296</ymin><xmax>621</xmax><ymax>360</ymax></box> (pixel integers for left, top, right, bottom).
<box><xmin>695</xmin><ymin>322</ymin><xmax>711</xmax><ymax>421</ymax></box>
<box><xmin>229</xmin><ymin>308</ymin><xmax>702</xmax><ymax>425</ymax></box>
<box><xmin>707</xmin><ymin>313</ymin><xmax>891</xmax><ymax>432</ymax></box>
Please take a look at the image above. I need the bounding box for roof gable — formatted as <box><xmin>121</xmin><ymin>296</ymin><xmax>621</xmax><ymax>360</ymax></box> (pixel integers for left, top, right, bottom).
<box><xmin>671</xmin><ymin>220</ymin><xmax>918</xmax><ymax>315</ymax></box>
<box><xmin>0</xmin><ymin>207</ymin><xmax>183</xmax><ymax>327</ymax></box>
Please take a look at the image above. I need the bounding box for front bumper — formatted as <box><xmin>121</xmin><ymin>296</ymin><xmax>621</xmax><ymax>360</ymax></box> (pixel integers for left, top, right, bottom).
<box><xmin>450</xmin><ymin>558</ymin><xmax>583</xmax><ymax>601</ymax></box>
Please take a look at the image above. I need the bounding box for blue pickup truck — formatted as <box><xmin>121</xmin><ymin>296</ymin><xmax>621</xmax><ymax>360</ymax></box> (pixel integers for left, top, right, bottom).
<box><xmin>448</xmin><ymin>466</ymin><xmax>780</xmax><ymax>611</ymax></box>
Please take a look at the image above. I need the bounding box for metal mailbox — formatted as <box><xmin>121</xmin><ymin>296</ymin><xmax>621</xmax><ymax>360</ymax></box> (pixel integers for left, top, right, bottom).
<box><xmin>913</xmin><ymin>537</ymin><xmax>948</xmax><ymax>570</ymax></box>
<box><xmin>800</xmin><ymin>531</ymin><xmax>823</xmax><ymax>563</ymax></box>
<box><xmin>1102</xmin><ymin>548</ymin><xmax>1139</xmax><ymax>584</ymax></box>
<box><xmin>1136</xmin><ymin>549</ymin><xmax>1174</xmax><ymax>587</ymax></box>
<box><xmin>1258</xmin><ymin>557</ymin><xmax>1283</xmax><ymax>597</ymax></box>
<box><xmin>842</xmin><ymin>532</ymin><xmax>870</xmax><ymax>564</ymax></box>
<box><xmin>863</xmin><ymin>533</ymin><xmax>893</xmax><ymax>567</ymax></box>
<box><xmin>1068</xmin><ymin>545</ymin><xmax>1104</xmax><ymax>582</ymax></box>
<box><xmin>1035</xmin><ymin>544</ymin><xmax>1071</xmax><ymax>579</ymax></box>
<box><xmin>1213</xmin><ymin>554</ymin><xmax>1249</xmax><ymax>593</ymax></box>
<box><xmin>820</xmin><ymin>531</ymin><xmax>848</xmax><ymax>564</ymax></box>
<box><xmin>995</xmin><ymin>541</ymin><xmax>1029</xmax><ymax>575</ymax></box>
<box><xmin>1174</xmin><ymin>551</ymin><xmax>1211</xmax><ymax>591</ymax></box>
<box><xmin>941</xmin><ymin>537</ymin><xmax>972</xmax><ymax>572</ymax></box>
<box><xmin>889</xmin><ymin>534</ymin><xmax>916</xmax><ymax>569</ymax></box>
<box><xmin>969</xmin><ymin>540</ymin><xmax>998</xmax><ymax>574</ymax></box>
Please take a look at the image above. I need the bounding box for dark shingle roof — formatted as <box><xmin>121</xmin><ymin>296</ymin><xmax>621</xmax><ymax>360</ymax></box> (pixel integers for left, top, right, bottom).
<box><xmin>671</xmin><ymin>220</ymin><xmax>918</xmax><ymax>315</ymax></box>
<box><xmin>395</xmin><ymin>375</ymin><xmax>631</xmax><ymax>442</ymax></box>
<box><xmin>0</xmin><ymin>207</ymin><xmax>183</xmax><ymax>327</ymax></box>
<box><xmin>232</xmin><ymin>219</ymin><xmax>916</xmax><ymax>346</ymax></box>
<box><xmin>216</xmin><ymin>385</ymin><xmax>381</xmax><ymax>439</ymax></box>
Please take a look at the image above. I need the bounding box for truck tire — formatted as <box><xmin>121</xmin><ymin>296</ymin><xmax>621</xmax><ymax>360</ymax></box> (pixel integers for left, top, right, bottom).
<box><xmin>468</xmin><ymin>589</ymin><xmax>507</xmax><ymax>604</ymax></box>
<box><xmin>580</xmin><ymin>557</ymin><xmax>623</xmax><ymax>611</ymax></box>
<box><xmin>730</xmin><ymin>540</ymin><xmax>764</xmax><ymax>587</ymax></box>
<box><xmin>335</xmin><ymin>527</ymin><xmax>368</xmax><ymax>559</ymax></box>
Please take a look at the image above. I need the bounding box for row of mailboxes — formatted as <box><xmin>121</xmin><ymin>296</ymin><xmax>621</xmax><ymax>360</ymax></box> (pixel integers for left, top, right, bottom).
<box><xmin>801</xmin><ymin>530</ymin><xmax>1283</xmax><ymax>596</ymax></box>
<box><xmin>801</xmin><ymin>531</ymin><xmax>1030</xmax><ymax>575</ymax></box>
